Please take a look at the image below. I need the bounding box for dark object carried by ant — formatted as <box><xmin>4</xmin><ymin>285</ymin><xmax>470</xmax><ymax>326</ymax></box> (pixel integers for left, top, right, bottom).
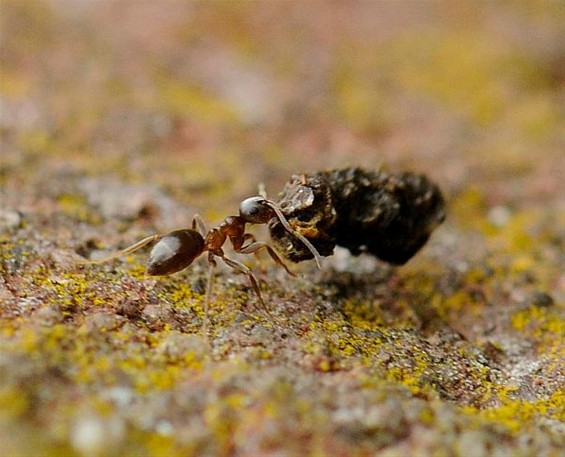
<box><xmin>268</xmin><ymin>167</ymin><xmax>446</xmax><ymax>265</ymax></box>
<box><xmin>83</xmin><ymin>194</ymin><xmax>323</xmax><ymax>319</ymax></box>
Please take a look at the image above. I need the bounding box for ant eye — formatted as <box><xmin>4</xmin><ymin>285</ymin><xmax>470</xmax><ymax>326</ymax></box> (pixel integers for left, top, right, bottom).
<box><xmin>239</xmin><ymin>197</ymin><xmax>274</xmax><ymax>224</ymax></box>
<box><xmin>147</xmin><ymin>229</ymin><xmax>205</xmax><ymax>276</ymax></box>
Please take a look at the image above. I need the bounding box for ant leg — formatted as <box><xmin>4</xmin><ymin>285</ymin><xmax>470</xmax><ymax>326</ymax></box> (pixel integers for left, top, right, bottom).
<box><xmin>240</xmin><ymin>233</ymin><xmax>266</xmax><ymax>271</ymax></box>
<box><xmin>203</xmin><ymin>254</ymin><xmax>217</xmax><ymax>337</ymax></box>
<box><xmin>79</xmin><ymin>234</ymin><xmax>163</xmax><ymax>264</ymax></box>
<box><xmin>257</xmin><ymin>183</ymin><xmax>267</xmax><ymax>199</ymax></box>
<box><xmin>242</xmin><ymin>233</ymin><xmax>256</xmax><ymax>245</ymax></box>
<box><xmin>191</xmin><ymin>214</ymin><xmax>208</xmax><ymax>237</ymax></box>
<box><xmin>237</xmin><ymin>241</ymin><xmax>296</xmax><ymax>277</ymax></box>
<box><xmin>220</xmin><ymin>254</ymin><xmax>272</xmax><ymax>317</ymax></box>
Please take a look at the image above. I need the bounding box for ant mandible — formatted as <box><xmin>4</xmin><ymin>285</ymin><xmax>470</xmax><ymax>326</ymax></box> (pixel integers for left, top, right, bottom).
<box><xmin>85</xmin><ymin>194</ymin><xmax>323</xmax><ymax>320</ymax></box>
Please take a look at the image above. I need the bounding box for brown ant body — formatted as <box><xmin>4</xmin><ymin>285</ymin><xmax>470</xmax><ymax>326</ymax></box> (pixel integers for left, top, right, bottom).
<box><xmin>85</xmin><ymin>195</ymin><xmax>323</xmax><ymax>320</ymax></box>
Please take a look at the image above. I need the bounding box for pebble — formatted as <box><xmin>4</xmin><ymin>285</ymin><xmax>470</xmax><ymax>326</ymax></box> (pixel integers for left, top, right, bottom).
<box><xmin>157</xmin><ymin>331</ymin><xmax>209</xmax><ymax>362</ymax></box>
<box><xmin>83</xmin><ymin>312</ymin><xmax>126</xmax><ymax>332</ymax></box>
<box><xmin>71</xmin><ymin>414</ymin><xmax>125</xmax><ymax>457</ymax></box>
<box><xmin>488</xmin><ymin>205</ymin><xmax>512</xmax><ymax>228</ymax></box>
<box><xmin>527</xmin><ymin>291</ymin><xmax>554</xmax><ymax>308</ymax></box>
<box><xmin>0</xmin><ymin>208</ymin><xmax>22</xmax><ymax>231</ymax></box>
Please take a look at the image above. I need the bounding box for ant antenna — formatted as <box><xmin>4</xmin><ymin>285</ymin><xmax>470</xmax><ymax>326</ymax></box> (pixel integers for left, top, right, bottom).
<box><xmin>78</xmin><ymin>234</ymin><xmax>163</xmax><ymax>265</ymax></box>
<box><xmin>263</xmin><ymin>199</ymin><xmax>323</xmax><ymax>269</ymax></box>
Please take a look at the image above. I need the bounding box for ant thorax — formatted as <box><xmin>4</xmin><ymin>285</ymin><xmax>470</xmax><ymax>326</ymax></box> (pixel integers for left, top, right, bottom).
<box><xmin>204</xmin><ymin>228</ymin><xmax>226</xmax><ymax>252</ymax></box>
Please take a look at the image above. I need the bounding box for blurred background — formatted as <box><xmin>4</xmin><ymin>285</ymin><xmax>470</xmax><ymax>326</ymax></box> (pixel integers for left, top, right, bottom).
<box><xmin>2</xmin><ymin>0</ymin><xmax>563</xmax><ymax>224</ymax></box>
<box><xmin>1</xmin><ymin>4</ymin><xmax>564</xmax><ymax>455</ymax></box>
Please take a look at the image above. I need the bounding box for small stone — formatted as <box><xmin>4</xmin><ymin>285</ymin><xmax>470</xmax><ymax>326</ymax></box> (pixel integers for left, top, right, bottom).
<box><xmin>488</xmin><ymin>205</ymin><xmax>512</xmax><ymax>228</ymax></box>
<box><xmin>527</xmin><ymin>291</ymin><xmax>554</xmax><ymax>308</ymax></box>
<box><xmin>34</xmin><ymin>305</ymin><xmax>65</xmax><ymax>325</ymax></box>
<box><xmin>0</xmin><ymin>208</ymin><xmax>22</xmax><ymax>231</ymax></box>
<box><xmin>157</xmin><ymin>331</ymin><xmax>208</xmax><ymax>362</ymax></box>
<box><xmin>79</xmin><ymin>177</ymin><xmax>189</xmax><ymax>227</ymax></box>
<box><xmin>84</xmin><ymin>312</ymin><xmax>126</xmax><ymax>332</ymax></box>
<box><xmin>71</xmin><ymin>414</ymin><xmax>125</xmax><ymax>457</ymax></box>
<box><xmin>456</xmin><ymin>429</ymin><xmax>489</xmax><ymax>457</ymax></box>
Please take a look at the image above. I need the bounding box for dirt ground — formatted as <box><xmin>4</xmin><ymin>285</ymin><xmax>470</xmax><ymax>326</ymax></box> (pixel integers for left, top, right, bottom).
<box><xmin>1</xmin><ymin>2</ymin><xmax>564</xmax><ymax>456</ymax></box>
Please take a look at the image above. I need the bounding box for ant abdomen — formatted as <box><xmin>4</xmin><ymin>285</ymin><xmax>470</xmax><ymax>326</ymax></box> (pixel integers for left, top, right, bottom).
<box><xmin>147</xmin><ymin>229</ymin><xmax>205</xmax><ymax>276</ymax></box>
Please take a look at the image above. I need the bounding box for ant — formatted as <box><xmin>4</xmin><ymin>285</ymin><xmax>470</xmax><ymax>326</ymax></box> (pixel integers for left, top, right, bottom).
<box><xmin>84</xmin><ymin>193</ymin><xmax>323</xmax><ymax>323</ymax></box>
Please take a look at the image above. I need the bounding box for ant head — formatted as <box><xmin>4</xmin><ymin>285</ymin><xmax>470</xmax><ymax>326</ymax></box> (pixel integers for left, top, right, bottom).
<box><xmin>147</xmin><ymin>229</ymin><xmax>205</xmax><ymax>276</ymax></box>
<box><xmin>239</xmin><ymin>197</ymin><xmax>275</xmax><ymax>224</ymax></box>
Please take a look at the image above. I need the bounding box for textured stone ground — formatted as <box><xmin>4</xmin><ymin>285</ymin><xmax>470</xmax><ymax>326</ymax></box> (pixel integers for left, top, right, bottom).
<box><xmin>1</xmin><ymin>2</ymin><xmax>564</xmax><ymax>456</ymax></box>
